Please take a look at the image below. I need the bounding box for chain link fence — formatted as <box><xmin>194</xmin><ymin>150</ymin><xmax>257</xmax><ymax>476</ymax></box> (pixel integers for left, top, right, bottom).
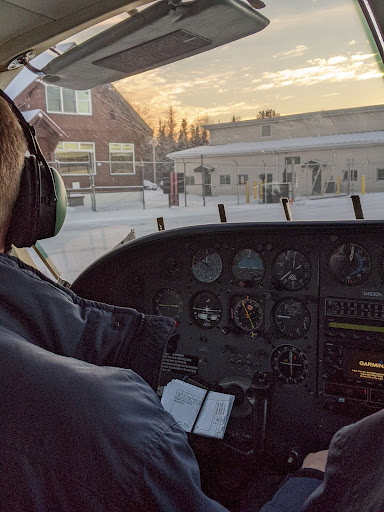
<box><xmin>50</xmin><ymin>152</ymin><xmax>369</xmax><ymax>213</ymax></box>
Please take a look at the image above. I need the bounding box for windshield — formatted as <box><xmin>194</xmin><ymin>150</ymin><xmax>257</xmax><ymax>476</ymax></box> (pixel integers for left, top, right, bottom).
<box><xmin>7</xmin><ymin>0</ymin><xmax>384</xmax><ymax>283</ymax></box>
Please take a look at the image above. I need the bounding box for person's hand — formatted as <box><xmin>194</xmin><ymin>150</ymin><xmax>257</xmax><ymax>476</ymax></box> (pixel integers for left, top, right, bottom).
<box><xmin>301</xmin><ymin>450</ymin><xmax>328</xmax><ymax>473</ymax></box>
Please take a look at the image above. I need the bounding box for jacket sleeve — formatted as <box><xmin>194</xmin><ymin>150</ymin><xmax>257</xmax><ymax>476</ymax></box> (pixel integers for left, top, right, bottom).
<box><xmin>258</xmin><ymin>472</ymin><xmax>323</xmax><ymax>512</ymax></box>
<box><xmin>0</xmin><ymin>255</ymin><xmax>176</xmax><ymax>388</ymax></box>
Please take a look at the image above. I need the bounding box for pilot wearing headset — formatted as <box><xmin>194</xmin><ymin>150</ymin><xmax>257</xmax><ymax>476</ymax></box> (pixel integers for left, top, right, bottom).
<box><xmin>0</xmin><ymin>90</ymin><xmax>382</xmax><ymax>512</ymax></box>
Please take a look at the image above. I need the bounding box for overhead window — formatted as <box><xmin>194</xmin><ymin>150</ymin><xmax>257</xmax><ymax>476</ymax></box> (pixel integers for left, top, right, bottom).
<box><xmin>55</xmin><ymin>141</ymin><xmax>95</xmax><ymax>175</ymax></box>
<box><xmin>261</xmin><ymin>124</ymin><xmax>271</xmax><ymax>137</ymax></box>
<box><xmin>285</xmin><ymin>156</ymin><xmax>301</xmax><ymax>165</ymax></box>
<box><xmin>220</xmin><ymin>175</ymin><xmax>231</xmax><ymax>185</ymax></box>
<box><xmin>46</xmin><ymin>85</ymin><xmax>92</xmax><ymax>114</ymax></box>
<box><xmin>376</xmin><ymin>168</ymin><xmax>384</xmax><ymax>181</ymax></box>
<box><xmin>109</xmin><ymin>143</ymin><xmax>135</xmax><ymax>174</ymax></box>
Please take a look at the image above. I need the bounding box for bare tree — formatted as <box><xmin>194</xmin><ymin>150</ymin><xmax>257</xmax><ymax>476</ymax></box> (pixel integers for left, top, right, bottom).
<box><xmin>256</xmin><ymin>109</ymin><xmax>280</xmax><ymax>119</ymax></box>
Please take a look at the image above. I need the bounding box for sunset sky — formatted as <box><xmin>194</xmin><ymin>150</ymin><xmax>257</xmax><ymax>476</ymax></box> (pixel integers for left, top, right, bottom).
<box><xmin>69</xmin><ymin>0</ymin><xmax>384</xmax><ymax>127</ymax></box>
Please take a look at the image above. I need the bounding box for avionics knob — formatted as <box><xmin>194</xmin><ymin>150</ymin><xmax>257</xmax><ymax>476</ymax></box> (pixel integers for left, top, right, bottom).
<box><xmin>223</xmin><ymin>384</ymin><xmax>245</xmax><ymax>407</ymax></box>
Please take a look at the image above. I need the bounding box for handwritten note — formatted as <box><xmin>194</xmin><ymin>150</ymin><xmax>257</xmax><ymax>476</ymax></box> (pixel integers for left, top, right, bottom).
<box><xmin>161</xmin><ymin>380</ymin><xmax>235</xmax><ymax>439</ymax></box>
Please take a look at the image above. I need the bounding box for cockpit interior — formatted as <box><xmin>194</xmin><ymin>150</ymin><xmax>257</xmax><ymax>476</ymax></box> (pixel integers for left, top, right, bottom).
<box><xmin>1</xmin><ymin>0</ymin><xmax>383</xmax><ymax>508</ymax></box>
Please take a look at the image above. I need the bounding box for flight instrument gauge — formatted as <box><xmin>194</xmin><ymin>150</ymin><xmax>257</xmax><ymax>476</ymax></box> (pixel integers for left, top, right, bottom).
<box><xmin>273</xmin><ymin>298</ymin><xmax>311</xmax><ymax>339</ymax></box>
<box><xmin>273</xmin><ymin>250</ymin><xmax>312</xmax><ymax>291</ymax></box>
<box><xmin>232</xmin><ymin>297</ymin><xmax>263</xmax><ymax>333</ymax></box>
<box><xmin>270</xmin><ymin>345</ymin><xmax>309</xmax><ymax>385</ymax></box>
<box><xmin>232</xmin><ymin>249</ymin><xmax>265</xmax><ymax>285</ymax></box>
<box><xmin>153</xmin><ymin>288</ymin><xmax>183</xmax><ymax>322</ymax></box>
<box><xmin>190</xmin><ymin>291</ymin><xmax>223</xmax><ymax>329</ymax></box>
<box><xmin>329</xmin><ymin>243</ymin><xmax>371</xmax><ymax>286</ymax></box>
<box><xmin>191</xmin><ymin>248</ymin><xmax>222</xmax><ymax>283</ymax></box>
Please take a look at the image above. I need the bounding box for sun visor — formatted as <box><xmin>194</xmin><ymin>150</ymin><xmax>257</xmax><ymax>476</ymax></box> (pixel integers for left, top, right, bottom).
<box><xmin>41</xmin><ymin>0</ymin><xmax>270</xmax><ymax>90</ymax></box>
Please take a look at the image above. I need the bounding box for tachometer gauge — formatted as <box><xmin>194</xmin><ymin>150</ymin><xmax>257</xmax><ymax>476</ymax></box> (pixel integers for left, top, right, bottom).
<box><xmin>153</xmin><ymin>288</ymin><xmax>183</xmax><ymax>322</ymax></box>
<box><xmin>329</xmin><ymin>243</ymin><xmax>371</xmax><ymax>286</ymax></box>
<box><xmin>190</xmin><ymin>291</ymin><xmax>223</xmax><ymax>329</ymax></box>
<box><xmin>191</xmin><ymin>248</ymin><xmax>222</xmax><ymax>283</ymax></box>
<box><xmin>273</xmin><ymin>298</ymin><xmax>311</xmax><ymax>339</ymax></box>
<box><xmin>232</xmin><ymin>297</ymin><xmax>263</xmax><ymax>332</ymax></box>
<box><xmin>273</xmin><ymin>250</ymin><xmax>312</xmax><ymax>291</ymax></box>
<box><xmin>232</xmin><ymin>249</ymin><xmax>264</xmax><ymax>285</ymax></box>
<box><xmin>270</xmin><ymin>345</ymin><xmax>309</xmax><ymax>385</ymax></box>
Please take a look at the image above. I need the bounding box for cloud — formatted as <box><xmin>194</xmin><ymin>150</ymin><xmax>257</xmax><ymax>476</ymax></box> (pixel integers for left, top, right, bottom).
<box><xmin>273</xmin><ymin>45</ymin><xmax>308</xmax><ymax>59</ymax></box>
<box><xmin>252</xmin><ymin>53</ymin><xmax>383</xmax><ymax>91</ymax></box>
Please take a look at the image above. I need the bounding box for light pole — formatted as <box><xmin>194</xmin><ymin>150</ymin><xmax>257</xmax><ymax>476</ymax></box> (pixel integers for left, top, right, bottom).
<box><xmin>151</xmin><ymin>137</ymin><xmax>157</xmax><ymax>184</ymax></box>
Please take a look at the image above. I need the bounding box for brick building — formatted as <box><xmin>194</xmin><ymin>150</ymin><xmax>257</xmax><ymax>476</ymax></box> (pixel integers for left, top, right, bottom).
<box><xmin>12</xmin><ymin>79</ymin><xmax>152</xmax><ymax>193</ymax></box>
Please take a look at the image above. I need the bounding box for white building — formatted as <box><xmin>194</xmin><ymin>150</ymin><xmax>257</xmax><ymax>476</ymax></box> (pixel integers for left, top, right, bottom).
<box><xmin>168</xmin><ymin>105</ymin><xmax>384</xmax><ymax>199</ymax></box>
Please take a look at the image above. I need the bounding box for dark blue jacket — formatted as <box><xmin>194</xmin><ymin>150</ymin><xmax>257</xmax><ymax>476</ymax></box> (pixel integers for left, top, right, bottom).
<box><xmin>0</xmin><ymin>253</ymin><xmax>231</xmax><ymax>511</ymax></box>
<box><xmin>0</xmin><ymin>253</ymin><xmax>176</xmax><ymax>390</ymax></box>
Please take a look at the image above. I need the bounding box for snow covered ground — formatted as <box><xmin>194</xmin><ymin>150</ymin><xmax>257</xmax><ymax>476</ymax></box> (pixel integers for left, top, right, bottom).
<box><xmin>35</xmin><ymin>190</ymin><xmax>384</xmax><ymax>283</ymax></box>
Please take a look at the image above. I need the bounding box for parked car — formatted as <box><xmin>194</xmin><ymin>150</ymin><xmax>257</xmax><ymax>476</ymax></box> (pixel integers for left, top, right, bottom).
<box><xmin>143</xmin><ymin>180</ymin><xmax>157</xmax><ymax>190</ymax></box>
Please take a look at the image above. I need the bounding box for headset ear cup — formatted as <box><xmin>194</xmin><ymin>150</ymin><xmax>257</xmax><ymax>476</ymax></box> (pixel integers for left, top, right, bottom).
<box><xmin>5</xmin><ymin>155</ymin><xmax>41</xmax><ymax>249</ymax></box>
<box><xmin>6</xmin><ymin>162</ymin><xmax>67</xmax><ymax>249</ymax></box>
<box><xmin>51</xmin><ymin>167</ymin><xmax>67</xmax><ymax>236</ymax></box>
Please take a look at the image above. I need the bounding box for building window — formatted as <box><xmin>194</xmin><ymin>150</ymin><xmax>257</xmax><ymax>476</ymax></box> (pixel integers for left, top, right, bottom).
<box><xmin>238</xmin><ymin>174</ymin><xmax>249</xmax><ymax>184</ymax></box>
<box><xmin>185</xmin><ymin>175</ymin><xmax>195</xmax><ymax>185</ymax></box>
<box><xmin>109</xmin><ymin>143</ymin><xmax>135</xmax><ymax>174</ymax></box>
<box><xmin>285</xmin><ymin>156</ymin><xmax>300</xmax><ymax>165</ymax></box>
<box><xmin>46</xmin><ymin>85</ymin><xmax>92</xmax><ymax>114</ymax></box>
<box><xmin>343</xmin><ymin>170</ymin><xmax>358</xmax><ymax>181</ymax></box>
<box><xmin>55</xmin><ymin>141</ymin><xmax>95</xmax><ymax>175</ymax></box>
<box><xmin>261</xmin><ymin>124</ymin><xmax>271</xmax><ymax>137</ymax></box>
<box><xmin>377</xmin><ymin>168</ymin><xmax>384</xmax><ymax>180</ymax></box>
<box><xmin>220</xmin><ymin>175</ymin><xmax>231</xmax><ymax>185</ymax></box>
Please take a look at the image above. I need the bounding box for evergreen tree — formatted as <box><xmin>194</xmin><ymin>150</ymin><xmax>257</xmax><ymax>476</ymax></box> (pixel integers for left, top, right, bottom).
<box><xmin>192</xmin><ymin>125</ymin><xmax>202</xmax><ymax>146</ymax></box>
<box><xmin>177</xmin><ymin>118</ymin><xmax>189</xmax><ymax>150</ymax></box>
<box><xmin>166</xmin><ymin>106</ymin><xmax>177</xmax><ymax>143</ymax></box>
<box><xmin>201</xmin><ymin>127</ymin><xmax>209</xmax><ymax>145</ymax></box>
<box><xmin>189</xmin><ymin>125</ymin><xmax>196</xmax><ymax>145</ymax></box>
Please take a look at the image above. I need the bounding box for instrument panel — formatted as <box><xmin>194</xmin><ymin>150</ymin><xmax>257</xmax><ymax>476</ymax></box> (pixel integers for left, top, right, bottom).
<box><xmin>72</xmin><ymin>221</ymin><xmax>384</xmax><ymax>457</ymax></box>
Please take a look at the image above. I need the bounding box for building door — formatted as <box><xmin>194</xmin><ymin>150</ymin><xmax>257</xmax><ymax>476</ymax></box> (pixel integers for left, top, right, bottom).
<box><xmin>204</xmin><ymin>171</ymin><xmax>212</xmax><ymax>196</ymax></box>
<box><xmin>312</xmin><ymin>166</ymin><xmax>322</xmax><ymax>195</ymax></box>
<box><xmin>259</xmin><ymin>173</ymin><xmax>273</xmax><ymax>202</ymax></box>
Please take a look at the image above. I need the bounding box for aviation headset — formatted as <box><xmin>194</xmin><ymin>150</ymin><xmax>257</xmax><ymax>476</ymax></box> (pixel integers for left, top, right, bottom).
<box><xmin>0</xmin><ymin>89</ymin><xmax>67</xmax><ymax>250</ymax></box>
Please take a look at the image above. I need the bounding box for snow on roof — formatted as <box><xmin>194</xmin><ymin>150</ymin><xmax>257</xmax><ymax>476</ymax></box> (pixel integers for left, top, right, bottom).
<box><xmin>168</xmin><ymin>131</ymin><xmax>384</xmax><ymax>159</ymax></box>
<box><xmin>21</xmin><ymin>109</ymin><xmax>42</xmax><ymax>123</ymax></box>
<box><xmin>4</xmin><ymin>44</ymin><xmax>75</xmax><ymax>100</ymax></box>
<box><xmin>20</xmin><ymin>109</ymin><xmax>68</xmax><ymax>137</ymax></box>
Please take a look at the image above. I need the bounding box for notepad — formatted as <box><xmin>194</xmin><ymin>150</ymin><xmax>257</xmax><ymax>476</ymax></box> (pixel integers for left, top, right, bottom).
<box><xmin>161</xmin><ymin>379</ymin><xmax>235</xmax><ymax>439</ymax></box>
